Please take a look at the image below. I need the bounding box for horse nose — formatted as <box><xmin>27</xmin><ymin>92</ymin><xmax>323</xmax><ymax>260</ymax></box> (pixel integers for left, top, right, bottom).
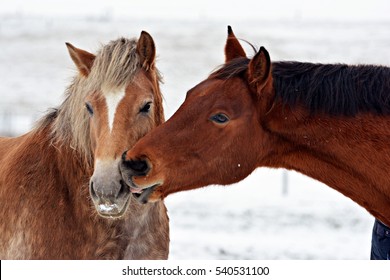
<box><xmin>89</xmin><ymin>179</ymin><xmax>126</xmax><ymax>202</ymax></box>
<box><xmin>121</xmin><ymin>151</ymin><xmax>151</xmax><ymax>177</ymax></box>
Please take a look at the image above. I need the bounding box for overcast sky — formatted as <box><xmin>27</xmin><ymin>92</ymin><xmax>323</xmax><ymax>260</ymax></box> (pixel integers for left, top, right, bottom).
<box><xmin>1</xmin><ymin>0</ymin><xmax>390</xmax><ymax>21</ymax></box>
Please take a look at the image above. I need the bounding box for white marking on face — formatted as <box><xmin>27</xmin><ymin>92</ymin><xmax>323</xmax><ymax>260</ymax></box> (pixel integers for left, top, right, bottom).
<box><xmin>104</xmin><ymin>88</ymin><xmax>126</xmax><ymax>132</ymax></box>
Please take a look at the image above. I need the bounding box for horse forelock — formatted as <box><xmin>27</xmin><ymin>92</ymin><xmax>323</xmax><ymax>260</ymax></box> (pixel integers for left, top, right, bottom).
<box><xmin>88</xmin><ymin>37</ymin><xmax>139</xmax><ymax>93</ymax></box>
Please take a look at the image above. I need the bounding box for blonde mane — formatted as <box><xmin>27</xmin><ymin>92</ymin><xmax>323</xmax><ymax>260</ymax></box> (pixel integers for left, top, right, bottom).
<box><xmin>36</xmin><ymin>37</ymin><xmax>148</xmax><ymax>167</ymax></box>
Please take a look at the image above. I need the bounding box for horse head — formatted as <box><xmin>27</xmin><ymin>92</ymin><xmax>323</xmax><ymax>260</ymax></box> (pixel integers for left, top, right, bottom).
<box><xmin>66</xmin><ymin>32</ymin><xmax>164</xmax><ymax>217</ymax></box>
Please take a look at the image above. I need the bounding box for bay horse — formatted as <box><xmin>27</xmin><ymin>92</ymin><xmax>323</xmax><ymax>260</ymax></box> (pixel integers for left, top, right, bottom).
<box><xmin>0</xmin><ymin>32</ymin><xmax>169</xmax><ymax>259</ymax></box>
<box><xmin>121</xmin><ymin>26</ymin><xmax>390</xmax><ymax>230</ymax></box>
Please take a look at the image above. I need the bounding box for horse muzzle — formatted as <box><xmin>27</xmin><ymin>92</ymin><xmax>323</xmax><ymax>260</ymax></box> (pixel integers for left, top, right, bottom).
<box><xmin>89</xmin><ymin>179</ymin><xmax>131</xmax><ymax>218</ymax></box>
<box><xmin>119</xmin><ymin>152</ymin><xmax>162</xmax><ymax>204</ymax></box>
<box><xmin>89</xmin><ymin>159</ymin><xmax>132</xmax><ymax>218</ymax></box>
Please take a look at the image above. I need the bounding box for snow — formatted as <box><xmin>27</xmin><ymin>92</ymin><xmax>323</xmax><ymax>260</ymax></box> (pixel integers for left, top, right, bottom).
<box><xmin>166</xmin><ymin>169</ymin><xmax>373</xmax><ymax>259</ymax></box>
<box><xmin>1</xmin><ymin>11</ymin><xmax>389</xmax><ymax>259</ymax></box>
<box><xmin>98</xmin><ymin>203</ymin><xmax>118</xmax><ymax>213</ymax></box>
<box><xmin>1</xmin><ymin>0</ymin><xmax>390</xmax><ymax>21</ymax></box>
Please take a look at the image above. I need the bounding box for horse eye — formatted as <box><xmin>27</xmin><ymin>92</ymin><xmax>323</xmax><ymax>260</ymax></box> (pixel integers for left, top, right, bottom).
<box><xmin>85</xmin><ymin>102</ymin><xmax>94</xmax><ymax>115</ymax></box>
<box><xmin>211</xmin><ymin>113</ymin><xmax>229</xmax><ymax>124</ymax></box>
<box><xmin>140</xmin><ymin>102</ymin><xmax>152</xmax><ymax>113</ymax></box>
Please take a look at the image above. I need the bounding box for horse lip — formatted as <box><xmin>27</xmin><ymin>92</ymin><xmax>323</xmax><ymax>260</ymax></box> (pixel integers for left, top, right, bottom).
<box><xmin>132</xmin><ymin>184</ymin><xmax>159</xmax><ymax>204</ymax></box>
<box><xmin>93</xmin><ymin>184</ymin><xmax>132</xmax><ymax>219</ymax></box>
<box><xmin>95</xmin><ymin>195</ymin><xmax>131</xmax><ymax>219</ymax></box>
<box><xmin>129</xmin><ymin>185</ymin><xmax>144</xmax><ymax>194</ymax></box>
<box><xmin>98</xmin><ymin>209</ymin><xmax>127</xmax><ymax>219</ymax></box>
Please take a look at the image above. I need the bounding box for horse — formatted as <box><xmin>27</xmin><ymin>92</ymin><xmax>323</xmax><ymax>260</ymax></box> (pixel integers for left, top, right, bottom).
<box><xmin>120</xmin><ymin>26</ymin><xmax>390</xmax><ymax>230</ymax></box>
<box><xmin>0</xmin><ymin>32</ymin><xmax>169</xmax><ymax>259</ymax></box>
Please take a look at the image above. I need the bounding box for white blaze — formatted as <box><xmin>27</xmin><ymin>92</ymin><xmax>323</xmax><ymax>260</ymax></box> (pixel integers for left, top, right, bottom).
<box><xmin>105</xmin><ymin>88</ymin><xmax>126</xmax><ymax>132</ymax></box>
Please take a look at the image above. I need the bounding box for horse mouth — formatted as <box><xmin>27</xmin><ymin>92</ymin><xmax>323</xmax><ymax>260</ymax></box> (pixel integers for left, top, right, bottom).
<box><xmin>96</xmin><ymin>199</ymin><xmax>130</xmax><ymax>218</ymax></box>
<box><xmin>91</xmin><ymin>180</ymin><xmax>132</xmax><ymax>219</ymax></box>
<box><xmin>130</xmin><ymin>184</ymin><xmax>160</xmax><ymax>204</ymax></box>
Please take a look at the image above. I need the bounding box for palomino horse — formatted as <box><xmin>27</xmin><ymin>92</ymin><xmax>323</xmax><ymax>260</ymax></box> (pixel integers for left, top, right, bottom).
<box><xmin>121</xmin><ymin>27</ymin><xmax>390</xmax><ymax>229</ymax></box>
<box><xmin>0</xmin><ymin>32</ymin><xmax>169</xmax><ymax>259</ymax></box>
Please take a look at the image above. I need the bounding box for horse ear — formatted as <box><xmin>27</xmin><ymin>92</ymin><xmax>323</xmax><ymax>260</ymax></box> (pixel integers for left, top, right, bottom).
<box><xmin>225</xmin><ymin>26</ymin><xmax>246</xmax><ymax>63</ymax></box>
<box><xmin>248</xmin><ymin>46</ymin><xmax>271</xmax><ymax>91</ymax></box>
<box><xmin>137</xmin><ymin>31</ymin><xmax>156</xmax><ymax>70</ymax></box>
<box><xmin>66</xmin><ymin>43</ymin><xmax>95</xmax><ymax>77</ymax></box>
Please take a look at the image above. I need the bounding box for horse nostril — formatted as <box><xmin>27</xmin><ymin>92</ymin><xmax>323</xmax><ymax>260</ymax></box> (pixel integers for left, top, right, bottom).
<box><xmin>131</xmin><ymin>160</ymin><xmax>149</xmax><ymax>175</ymax></box>
<box><xmin>121</xmin><ymin>151</ymin><xmax>128</xmax><ymax>161</ymax></box>
<box><xmin>123</xmin><ymin>158</ymin><xmax>150</xmax><ymax>176</ymax></box>
<box><xmin>117</xmin><ymin>180</ymin><xmax>126</xmax><ymax>198</ymax></box>
<box><xmin>89</xmin><ymin>181</ymin><xmax>98</xmax><ymax>200</ymax></box>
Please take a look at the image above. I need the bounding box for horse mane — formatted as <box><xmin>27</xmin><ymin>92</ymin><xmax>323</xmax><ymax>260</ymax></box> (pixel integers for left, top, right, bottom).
<box><xmin>210</xmin><ymin>57</ymin><xmax>390</xmax><ymax>116</ymax></box>
<box><xmin>35</xmin><ymin>37</ymin><xmax>163</xmax><ymax>167</ymax></box>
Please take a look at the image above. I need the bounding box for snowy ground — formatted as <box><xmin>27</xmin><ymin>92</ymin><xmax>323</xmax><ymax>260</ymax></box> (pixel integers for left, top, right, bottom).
<box><xmin>1</xmin><ymin>15</ymin><xmax>390</xmax><ymax>259</ymax></box>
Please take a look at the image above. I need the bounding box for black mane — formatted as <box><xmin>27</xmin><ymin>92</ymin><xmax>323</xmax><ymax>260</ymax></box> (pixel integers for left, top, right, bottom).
<box><xmin>210</xmin><ymin>58</ymin><xmax>390</xmax><ymax>116</ymax></box>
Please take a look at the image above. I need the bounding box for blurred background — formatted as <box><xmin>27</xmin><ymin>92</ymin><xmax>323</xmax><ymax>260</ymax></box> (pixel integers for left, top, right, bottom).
<box><xmin>1</xmin><ymin>0</ymin><xmax>389</xmax><ymax>259</ymax></box>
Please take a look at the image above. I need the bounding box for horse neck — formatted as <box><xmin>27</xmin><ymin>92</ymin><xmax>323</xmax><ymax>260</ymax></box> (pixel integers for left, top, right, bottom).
<box><xmin>31</xmin><ymin>123</ymin><xmax>93</xmax><ymax>217</ymax></box>
<box><xmin>263</xmin><ymin>104</ymin><xmax>390</xmax><ymax>225</ymax></box>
